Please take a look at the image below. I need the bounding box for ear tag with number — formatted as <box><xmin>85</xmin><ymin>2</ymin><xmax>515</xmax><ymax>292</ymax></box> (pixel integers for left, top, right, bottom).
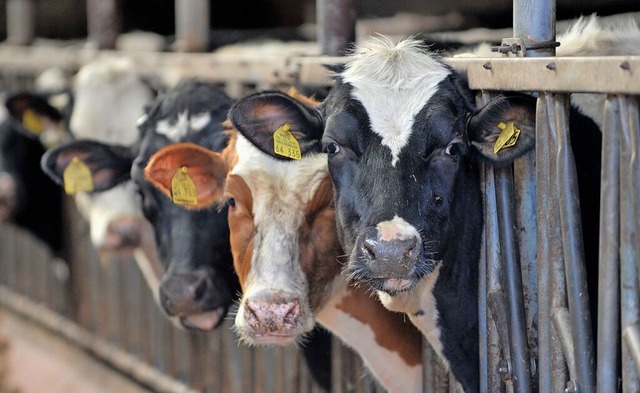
<box><xmin>23</xmin><ymin>109</ymin><xmax>45</xmax><ymax>135</ymax></box>
<box><xmin>273</xmin><ymin>123</ymin><xmax>302</xmax><ymax>160</ymax></box>
<box><xmin>63</xmin><ymin>157</ymin><xmax>94</xmax><ymax>195</ymax></box>
<box><xmin>171</xmin><ymin>166</ymin><xmax>198</xmax><ymax>206</ymax></box>
<box><xmin>494</xmin><ymin>121</ymin><xmax>521</xmax><ymax>154</ymax></box>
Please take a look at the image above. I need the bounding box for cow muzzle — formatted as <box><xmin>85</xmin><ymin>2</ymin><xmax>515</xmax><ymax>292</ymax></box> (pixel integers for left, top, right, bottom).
<box><xmin>0</xmin><ymin>172</ymin><xmax>17</xmax><ymax>220</ymax></box>
<box><xmin>349</xmin><ymin>224</ymin><xmax>423</xmax><ymax>294</ymax></box>
<box><xmin>159</xmin><ymin>270</ymin><xmax>229</xmax><ymax>331</ymax></box>
<box><xmin>236</xmin><ymin>291</ymin><xmax>312</xmax><ymax>345</ymax></box>
<box><xmin>103</xmin><ymin>215</ymin><xmax>147</xmax><ymax>253</ymax></box>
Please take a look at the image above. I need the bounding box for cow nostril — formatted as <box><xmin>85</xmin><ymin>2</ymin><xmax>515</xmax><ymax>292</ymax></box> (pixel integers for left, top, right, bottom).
<box><xmin>363</xmin><ymin>238</ymin><xmax>378</xmax><ymax>260</ymax></box>
<box><xmin>403</xmin><ymin>237</ymin><xmax>419</xmax><ymax>258</ymax></box>
<box><xmin>193</xmin><ymin>278</ymin><xmax>207</xmax><ymax>301</ymax></box>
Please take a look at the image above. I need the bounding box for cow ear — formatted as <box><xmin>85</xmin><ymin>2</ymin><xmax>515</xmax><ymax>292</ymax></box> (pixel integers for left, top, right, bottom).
<box><xmin>467</xmin><ymin>95</ymin><xmax>536</xmax><ymax>165</ymax></box>
<box><xmin>41</xmin><ymin>140</ymin><xmax>133</xmax><ymax>193</ymax></box>
<box><xmin>228</xmin><ymin>90</ymin><xmax>323</xmax><ymax>160</ymax></box>
<box><xmin>144</xmin><ymin>142</ymin><xmax>227</xmax><ymax>210</ymax></box>
<box><xmin>6</xmin><ymin>93</ymin><xmax>63</xmax><ymax>136</ymax></box>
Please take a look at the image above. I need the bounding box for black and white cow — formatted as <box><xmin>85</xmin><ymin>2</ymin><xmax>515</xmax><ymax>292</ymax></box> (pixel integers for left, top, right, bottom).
<box><xmin>227</xmin><ymin>16</ymin><xmax>636</xmax><ymax>392</ymax></box>
<box><xmin>43</xmin><ymin>79</ymin><xmax>239</xmax><ymax>330</ymax></box>
<box><xmin>0</xmin><ymin>93</ymin><xmax>67</xmax><ymax>255</ymax></box>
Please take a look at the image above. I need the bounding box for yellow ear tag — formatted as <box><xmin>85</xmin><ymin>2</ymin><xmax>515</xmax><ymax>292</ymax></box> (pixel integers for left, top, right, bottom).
<box><xmin>273</xmin><ymin>123</ymin><xmax>302</xmax><ymax>160</ymax></box>
<box><xmin>63</xmin><ymin>157</ymin><xmax>94</xmax><ymax>195</ymax></box>
<box><xmin>494</xmin><ymin>121</ymin><xmax>521</xmax><ymax>154</ymax></box>
<box><xmin>171</xmin><ymin>166</ymin><xmax>198</xmax><ymax>206</ymax></box>
<box><xmin>22</xmin><ymin>109</ymin><xmax>45</xmax><ymax>135</ymax></box>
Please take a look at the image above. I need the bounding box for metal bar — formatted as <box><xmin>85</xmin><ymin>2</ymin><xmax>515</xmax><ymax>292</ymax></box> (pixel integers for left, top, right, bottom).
<box><xmin>86</xmin><ymin>0</ymin><xmax>121</xmax><ymax>50</ymax></box>
<box><xmin>543</xmin><ymin>93</ymin><xmax>570</xmax><ymax>392</ymax></box>
<box><xmin>174</xmin><ymin>0</ymin><xmax>210</xmax><ymax>52</ymax></box>
<box><xmin>624</xmin><ymin>324</ymin><xmax>640</xmax><ymax>375</ymax></box>
<box><xmin>553</xmin><ymin>94</ymin><xmax>596</xmax><ymax>393</ymax></box>
<box><xmin>316</xmin><ymin>0</ymin><xmax>356</xmax><ymax>56</ymax></box>
<box><xmin>6</xmin><ymin>0</ymin><xmax>34</xmax><ymax>45</ymax></box>
<box><xmin>478</xmin><ymin>168</ymin><xmax>489</xmax><ymax>393</ymax></box>
<box><xmin>447</xmin><ymin>57</ymin><xmax>640</xmax><ymax>94</ymax></box>
<box><xmin>535</xmin><ymin>94</ymin><xmax>552</xmax><ymax>393</ymax></box>
<box><xmin>494</xmin><ymin>167</ymin><xmax>532</xmax><ymax>393</ymax></box>
<box><xmin>618</xmin><ymin>95</ymin><xmax>640</xmax><ymax>391</ymax></box>
<box><xmin>597</xmin><ymin>95</ymin><xmax>622</xmax><ymax>393</ymax></box>
<box><xmin>551</xmin><ymin>307</ymin><xmax>577</xmax><ymax>378</ymax></box>
<box><xmin>513</xmin><ymin>0</ymin><xmax>556</xmax><ymax>57</ymax></box>
<box><xmin>0</xmin><ymin>286</ymin><xmax>198</xmax><ymax>393</ymax></box>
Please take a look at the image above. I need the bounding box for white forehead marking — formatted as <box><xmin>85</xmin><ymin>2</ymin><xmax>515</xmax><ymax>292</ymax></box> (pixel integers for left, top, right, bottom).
<box><xmin>341</xmin><ymin>36</ymin><xmax>451</xmax><ymax>166</ymax></box>
<box><xmin>190</xmin><ymin>112</ymin><xmax>211</xmax><ymax>131</ymax></box>
<box><xmin>155</xmin><ymin>110</ymin><xmax>199</xmax><ymax>142</ymax></box>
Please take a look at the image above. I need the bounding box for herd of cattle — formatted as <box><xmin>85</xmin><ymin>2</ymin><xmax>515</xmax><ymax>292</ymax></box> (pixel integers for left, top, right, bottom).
<box><xmin>0</xmin><ymin>14</ymin><xmax>639</xmax><ymax>393</ymax></box>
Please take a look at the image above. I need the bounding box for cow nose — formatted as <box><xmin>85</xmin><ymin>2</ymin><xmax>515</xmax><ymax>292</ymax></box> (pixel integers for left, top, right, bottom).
<box><xmin>159</xmin><ymin>272</ymin><xmax>209</xmax><ymax>316</ymax></box>
<box><xmin>360</xmin><ymin>227</ymin><xmax>421</xmax><ymax>278</ymax></box>
<box><xmin>243</xmin><ymin>297</ymin><xmax>302</xmax><ymax>334</ymax></box>
<box><xmin>105</xmin><ymin>216</ymin><xmax>144</xmax><ymax>250</ymax></box>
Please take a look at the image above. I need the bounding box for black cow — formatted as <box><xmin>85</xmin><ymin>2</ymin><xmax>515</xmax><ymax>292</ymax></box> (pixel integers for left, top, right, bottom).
<box><xmin>0</xmin><ymin>93</ymin><xmax>66</xmax><ymax>255</ymax></box>
<box><xmin>43</xmin><ymin>79</ymin><xmax>239</xmax><ymax>330</ymax></box>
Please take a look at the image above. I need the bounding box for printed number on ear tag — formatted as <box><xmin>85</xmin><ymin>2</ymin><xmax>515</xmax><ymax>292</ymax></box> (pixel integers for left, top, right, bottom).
<box><xmin>494</xmin><ymin>121</ymin><xmax>521</xmax><ymax>154</ymax></box>
<box><xmin>273</xmin><ymin>123</ymin><xmax>302</xmax><ymax>160</ymax></box>
<box><xmin>171</xmin><ymin>166</ymin><xmax>198</xmax><ymax>206</ymax></box>
<box><xmin>63</xmin><ymin>157</ymin><xmax>94</xmax><ymax>195</ymax></box>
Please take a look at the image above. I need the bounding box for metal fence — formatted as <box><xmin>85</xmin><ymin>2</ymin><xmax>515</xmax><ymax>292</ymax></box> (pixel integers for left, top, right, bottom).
<box><xmin>0</xmin><ymin>31</ymin><xmax>638</xmax><ymax>393</ymax></box>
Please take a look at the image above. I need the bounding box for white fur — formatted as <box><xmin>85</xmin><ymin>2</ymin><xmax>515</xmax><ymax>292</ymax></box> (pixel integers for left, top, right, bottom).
<box><xmin>378</xmin><ymin>264</ymin><xmax>445</xmax><ymax>366</ymax></box>
<box><xmin>74</xmin><ymin>181</ymin><xmax>145</xmax><ymax>248</ymax></box>
<box><xmin>376</xmin><ymin>215</ymin><xmax>421</xmax><ymax>242</ymax></box>
<box><xmin>155</xmin><ymin>110</ymin><xmax>212</xmax><ymax>142</ymax></box>
<box><xmin>342</xmin><ymin>36</ymin><xmax>450</xmax><ymax>166</ymax></box>
<box><xmin>316</xmin><ymin>279</ymin><xmax>423</xmax><ymax>393</ymax></box>
<box><xmin>71</xmin><ymin>58</ymin><xmax>152</xmax><ymax>145</ymax></box>
<box><xmin>232</xmin><ymin>135</ymin><xmax>329</xmax><ymax>335</ymax></box>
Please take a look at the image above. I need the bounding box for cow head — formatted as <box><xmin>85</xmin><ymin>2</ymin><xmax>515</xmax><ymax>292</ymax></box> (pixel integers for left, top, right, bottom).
<box><xmin>145</xmin><ymin>90</ymin><xmax>342</xmax><ymax>345</ymax></box>
<box><xmin>63</xmin><ymin>58</ymin><xmax>157</xmax><ymax>254</ymax></box>
<box><xmin>41</xmin><ymin>80</ymin><xmax>239</xmax><ymax>331</ymax></box>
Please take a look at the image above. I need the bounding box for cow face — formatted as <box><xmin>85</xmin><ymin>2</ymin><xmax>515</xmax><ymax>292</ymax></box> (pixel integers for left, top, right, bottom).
<box><xmin>131</xmin><ymin>79</ymin><xmax>239</xmax><ymax>331</ymax></box>
<box><xmin>65</xmin><ymin>58</ymin><xmax>156</xmax><ymax>254</ymax></box>
<box><xmin>323</xmin><ymin>39</ymin><xmax>535</xmax><ymax>295</ymax></box>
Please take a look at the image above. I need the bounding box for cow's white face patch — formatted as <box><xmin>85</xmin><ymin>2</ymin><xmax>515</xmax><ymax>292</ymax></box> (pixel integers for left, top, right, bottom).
<box><xmin>155</xmin><ymin>111</ymin><xmax>211</xmax><ymax>142</ymax></box>
<box><xmin>341</xmin><ymin>37</ymin><xmax>450</xmax><ymax>166</ymax></box>
<box><xmin>376</xmin><ymin>215</ymin><xmax>421</xmax><ymax>242</ymax></box>
<box><xmin>231</xmin><ymin>135</ymin><xmax>328</xmax><ymax>332</ymax></box>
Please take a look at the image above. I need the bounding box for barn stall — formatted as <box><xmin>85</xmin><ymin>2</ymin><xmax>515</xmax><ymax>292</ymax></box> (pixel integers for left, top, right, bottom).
<box><xmin>0</xmin><ymin>0</ymin><xmax>638</xmax><ymax>392</ymax></box>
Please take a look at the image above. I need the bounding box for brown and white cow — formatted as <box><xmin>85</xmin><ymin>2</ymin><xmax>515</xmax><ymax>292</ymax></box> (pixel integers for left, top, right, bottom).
<box><xmin>144</xmin><ymin>91</ymin><xmax>424</xmax><ymax>392</ymax></box>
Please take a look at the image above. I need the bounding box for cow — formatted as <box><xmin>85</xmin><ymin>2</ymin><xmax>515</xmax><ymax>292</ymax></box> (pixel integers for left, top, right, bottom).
<box><xmin>205</xmin><ymin>16</ymin><xmax>636</xmax><ymax>392</ymax></box>
<box><xmin>65</xmin><ymin>58</ymin><xmax>157</xmax><ymax>255</ymax></box>
<box><xmin>42</xmin><ymin>78</ymin><xmax>238</xmax><ymax>331</ymax></box>
<box><xmin>0</xmin><ymin>92</ymin><xmax>67</xmax><ymax>256</ymax></box>
<box><xmin>143</xmin><ymin>89</ymin><xmax>424</xmax><ymax>393</ymax></box>
<box><xmin>42</xmin><ymin>80</ymin><xmax>334</xmax><ymax>390</ymax></box>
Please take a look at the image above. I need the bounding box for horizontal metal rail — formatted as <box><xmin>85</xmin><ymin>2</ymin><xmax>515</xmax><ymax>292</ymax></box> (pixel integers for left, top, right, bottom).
<box><xmin>0</xmin><ymin>45</ymin><xmax>638</xmax><ymax>94</ymax></box>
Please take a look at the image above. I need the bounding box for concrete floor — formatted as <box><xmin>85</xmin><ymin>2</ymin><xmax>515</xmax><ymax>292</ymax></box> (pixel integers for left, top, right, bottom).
<box><xmin>0</xmin><ymin>310</ymin><xmax>151</xmax><ymax>393</ymax></box>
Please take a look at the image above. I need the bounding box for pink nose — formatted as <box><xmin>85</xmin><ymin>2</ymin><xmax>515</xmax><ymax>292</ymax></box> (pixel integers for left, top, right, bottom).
<box><xmin>243</xmin><ymin>297</ymin><xmax>302</xmax><ymax>334</ymax></box>
<box><xmin>104</xmin><ymin>216</ymin><xmax>144</xmax><ymax>250</ymax></box>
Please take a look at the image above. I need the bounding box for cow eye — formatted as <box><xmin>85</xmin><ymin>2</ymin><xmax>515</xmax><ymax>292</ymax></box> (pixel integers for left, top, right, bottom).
<box><xmin>445</xmin><ymin>142</ymin><xmax>463</xmax><ymax>156</ymax></box>
<box><xmin>226</xmin><ymin>198</ymin><xmax>236</xmax><ymax>208</ymax></box>
<box><xmin>323</xmin><ymin>142</ymin><xmax>341</xmax><ymax>155</ymax></box>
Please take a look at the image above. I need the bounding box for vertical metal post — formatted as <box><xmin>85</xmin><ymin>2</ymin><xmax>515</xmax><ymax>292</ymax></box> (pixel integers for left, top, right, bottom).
<box><xmin>619</xmin><ymin>96</ymin><xmax>640</xmax><ymax>393</ymax></box>
<box><xmin>86</xmin><ymin>0</ymin><xmax>120</xmax><ymax>49</ymax></box>
<box><xmin>513</xmin><ymin>0</ymin><xmax>556</xmax><ymax>57</ymax></box>
<box><xmin>174</xmin><ymin>0</ymin><xmax>210</xmax><ymax>52</ymax></box>
<box><xmin>6</xmin><ymin>0</ymin><xmax>35</xmax><ymax>45</ymax></box>
<box><xmin>495</xmin><ymin>167</ymin><xmax>532</xmax><ymax>393</ymax></box>
<box><xmin>598</xmin><ymin>96</ymin><xmax>621</xmax><ymax>393</ymax></box>
<box><xmin>552</xmin><ymin>95</ymin><xmax>596</xmax><ymax>393</ymax></box>
<box><xmin>316</xmin><ymin>0</ymin><xmax>356</xmax><ymax>56</ymax></box>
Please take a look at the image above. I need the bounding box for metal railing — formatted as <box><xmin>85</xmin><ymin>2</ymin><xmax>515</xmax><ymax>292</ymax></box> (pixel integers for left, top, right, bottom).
<box><xmin>0</xmin><ymin>43</ymin><xmax>637</xmax><ymax>393</ymax></box>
